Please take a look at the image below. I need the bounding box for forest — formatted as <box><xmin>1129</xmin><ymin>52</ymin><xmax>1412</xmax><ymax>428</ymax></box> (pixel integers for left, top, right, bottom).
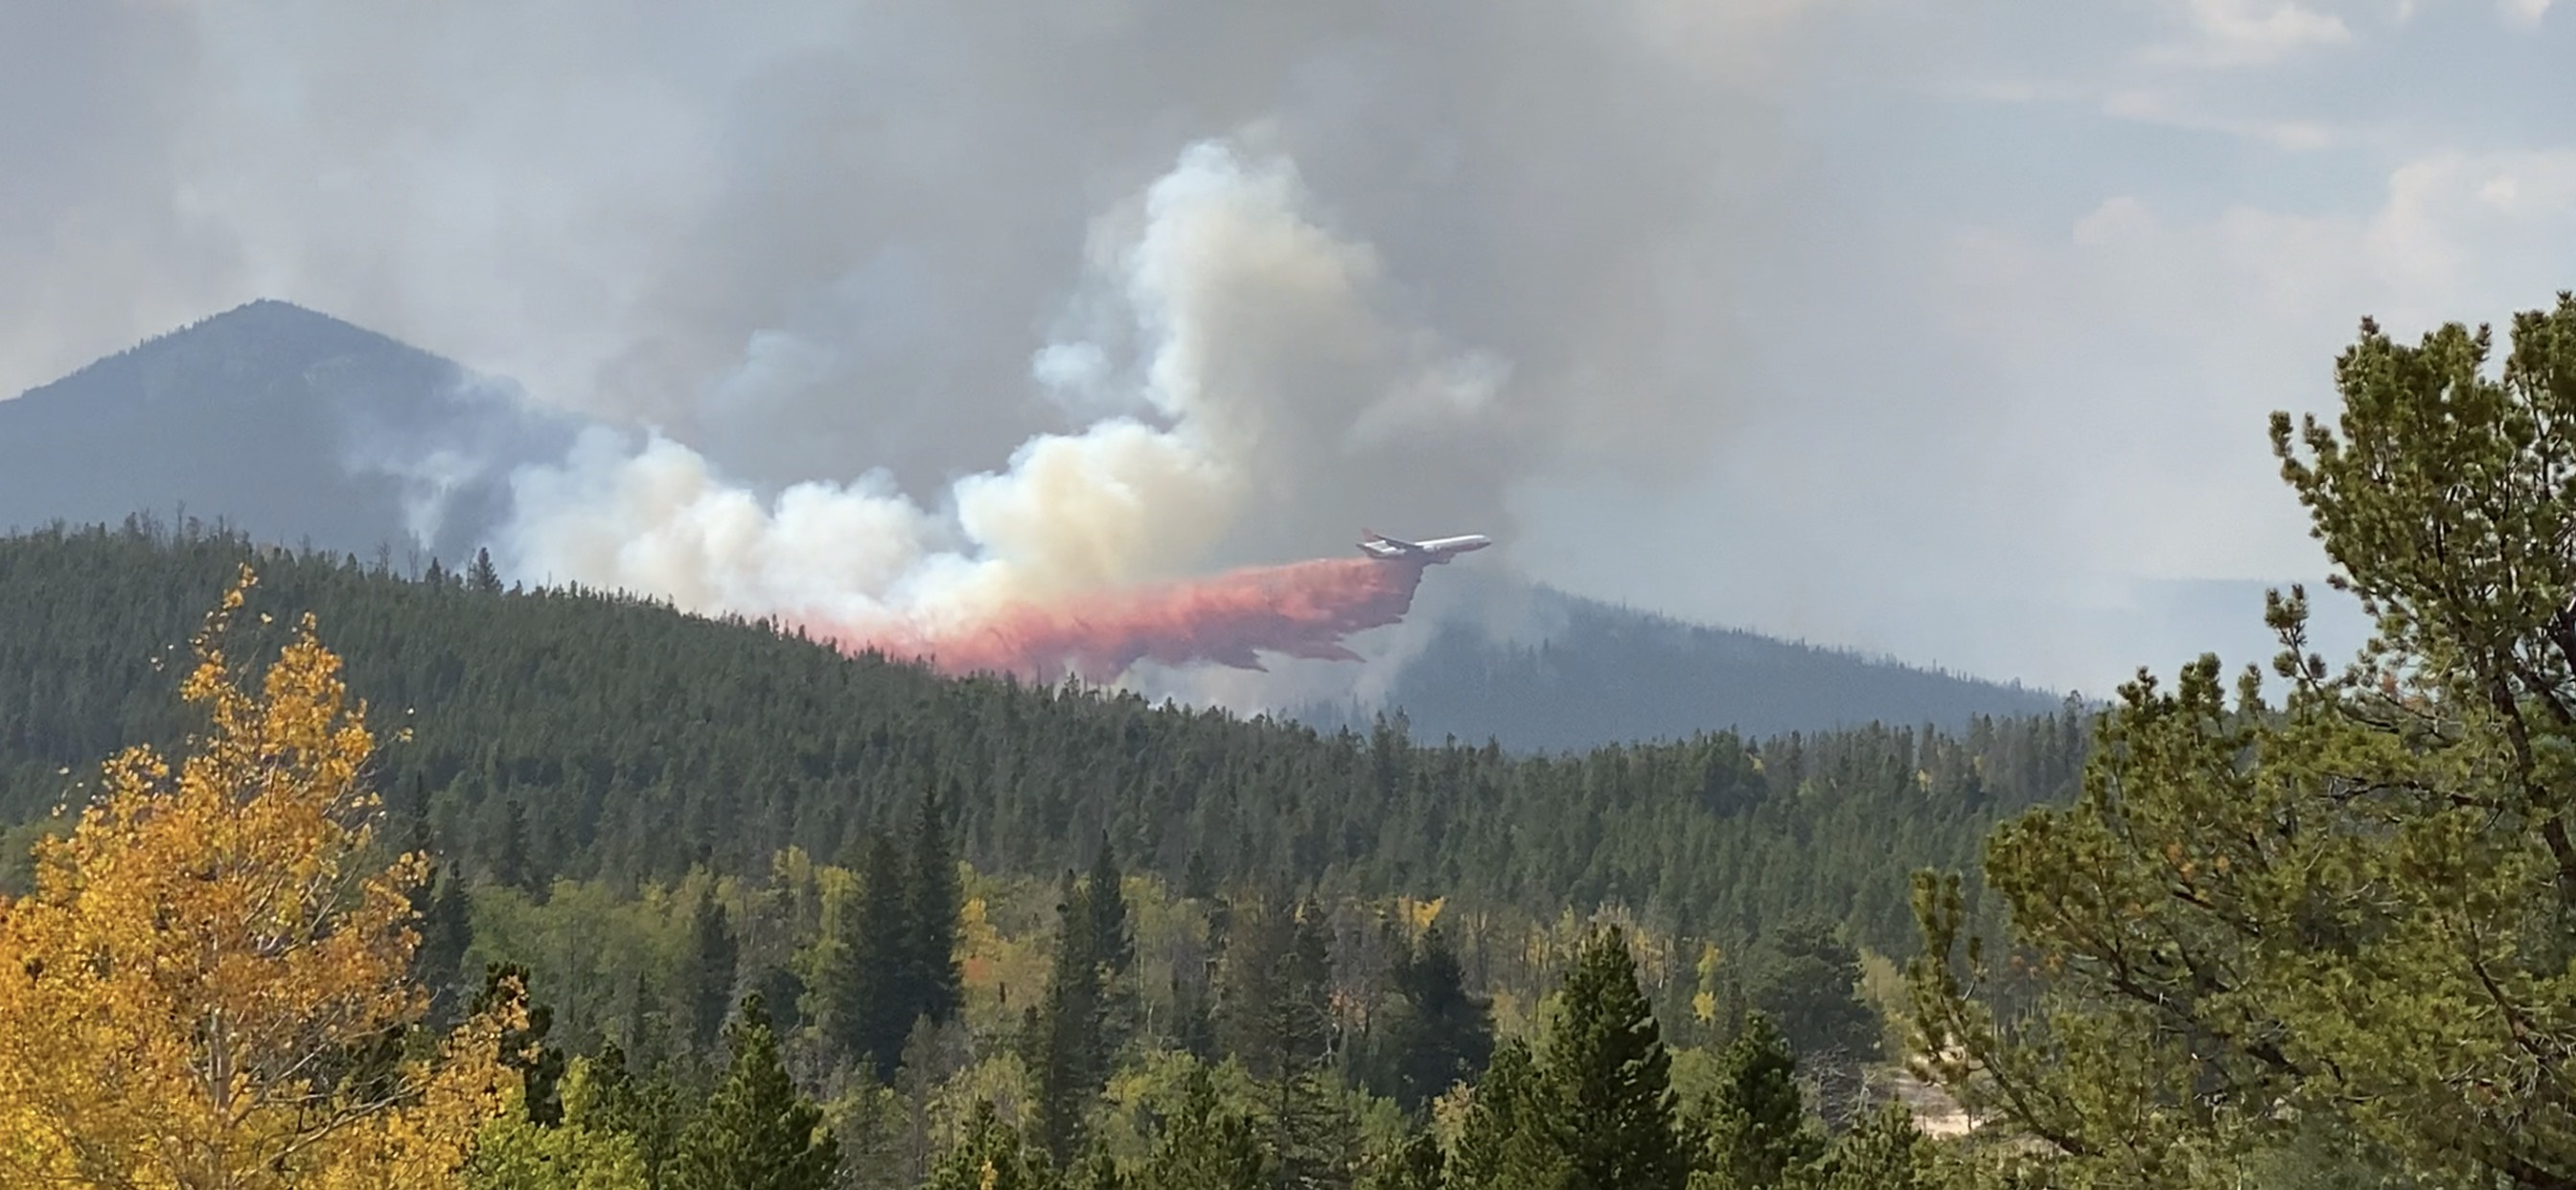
<box><xmin>8</xmin><ymin>295</ymin><xmax>2576</xmax><ymax>1187</ymax></box>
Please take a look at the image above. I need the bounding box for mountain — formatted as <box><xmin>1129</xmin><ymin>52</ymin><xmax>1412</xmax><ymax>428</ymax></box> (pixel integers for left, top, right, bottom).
<box><xmin>1303</xmin><ymin>576</ymin><xmax>2065</xmax><ymax>750</ymax></box>
<box><xmin>0</xmin><ymin>303</ymin><xmax>2058</xmax><ymax>746</ymax></box>
<box><xmin>0</xmin><ymin>299</ymin><xmax>581</xmax><ymax>562</ymax></box>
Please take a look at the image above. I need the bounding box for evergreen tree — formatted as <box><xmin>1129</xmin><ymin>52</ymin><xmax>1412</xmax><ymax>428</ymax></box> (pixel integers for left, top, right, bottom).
<box><xmin>1451</xmin><ymin>1041</ymin><xmax>1568</xmax><ymax>1190</ymax></box>
<box><xmin>1909</xmin><ymin>292</ymin><xmax>2576</xmax><ymax>1190</ymax></box>
<box><xmin>1183</xmin><ymin>849</ymin><xmax>1218</xmax><ymax>901</ymax></box>
<box><xmin>1545</xmin><ymin>927</ymin><xmax>1691</xmax><ymax>1190</ymax></box>
<box><xmin>1027</xmin><ymin>867</ymin><xmax>1110</xmax><ymax>1164</ymax></box>
<box><xmin>492</xmin><ymin>796</ymin><xmax>535</xmax><ymax>895</ymax></box>
<box><xmin>680</xmin><ymin>883</ymin><xmax>740</xmax><ymax>1055</ymax></box>
<box><xmin>923</xmin><ymin>1100</ymin><xmax>1052</xmax><ymax>1190</ymax></box>
<box><xmin>1135</xmin><ymin>1066</ymin><xmax>1267</xmax><ymax>1190</ymax></box>
<box><xmin>623</xmin><ymin>970</ymin><xmax>673</xmax><ymax>1076</ymax></box>
<box><xmin>906</xmin><ymin>788</ymin><xmax>964</xmax><ymax>1029</ymax></box>
<box><xmin>1086</xmin><ymin>835</ymin><xmax>1138</xmax><ymax>1057</ymax></box>
<box><xmin>1745</xmin><ymin>917</ymin><xmax>1876</xmax><ymax>1126</ymax></box>
<box><xmin>669</xmin><ymin>993</ymin><xmax>839</xmax><ymax>1190</ymax></box>
<box><xmin>1696</xmin><ymin>1013</ymin><xmax>1822</xmax><ymax>1190</ymax></box>
<box><xmin>1806</xmin><ymin>1103</ymin><xmax>1936</xmax><ymax>1190</ymax></box>
<box><xmin>414</xmin><ymin>862</ymin><xmax>474</xmax><ymax>1026</ymax></box>
<box><xmin>823</xmin><ymin>833</ymin><xmax>914</xmax><ymax>1081</ymax></box>
<box><xmin>1370</xmin><ymin>923</ymin><xmax>1494</xmax><ymax>1111</ymax></box>
<box><xmin>1216</xmin><ymin>897</ymin><xmax>1332</xmax><ymax>1086</ymax></box>
<box><xmin>469</xmin><ymin>547</ymin><xmax>504</xmax><ymax>595</ymax></box>
<box><xmin>747</xmin><ymin>963</ymin><xmax>807</xmax><ymax>1038</ymax></box>
<box><xmin>1356</xmin><ymin>1132</ymin><xmax>1445</xmax><ymax>1190</ymax></box>
<box><xmin>574</xmin><ymin>1041</ymin><xmax>686</xmax><ymax>1189</ymax></box>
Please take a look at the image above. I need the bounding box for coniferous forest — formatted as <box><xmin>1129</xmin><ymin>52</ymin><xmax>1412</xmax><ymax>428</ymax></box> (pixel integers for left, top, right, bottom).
<box><xmin>8</xmin><ymin>298</ymin><xmax>2576</xmax><ymax>1187</ymax></box>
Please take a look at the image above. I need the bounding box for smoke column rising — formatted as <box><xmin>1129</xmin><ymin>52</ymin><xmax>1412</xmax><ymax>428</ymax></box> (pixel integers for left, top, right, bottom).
<box><xmin>498</xmin><ymin>140</ymin><xmax>1505</xmax><ymax>687</ymax></box>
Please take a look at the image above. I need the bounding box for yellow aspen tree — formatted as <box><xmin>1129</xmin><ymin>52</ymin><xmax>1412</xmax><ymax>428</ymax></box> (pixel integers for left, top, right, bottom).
<box><xmin>0</xmin><ymin>565</ymin><xmax>521</xmax><ymax>1188</ymax></box>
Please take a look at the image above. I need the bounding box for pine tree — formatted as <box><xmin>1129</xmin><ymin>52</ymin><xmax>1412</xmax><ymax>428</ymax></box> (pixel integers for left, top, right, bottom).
<box><xmin>1374</xmin><ymin>923</ymin><xmax>1494</xmax><ymax>1111</ymax></box>
<box><xmin>493</xmin><ymin>795</ymin><xmax>535</xmax><ymax>895</ymax></box>
<box><xmin>669</xmin><ymin>993</ymin><xmax>839</xmax><ymax>1190</ymax></box>
<box><xmin>1697</xmin><ymin>1013</ymin><xmax>1822</xmax><ymax>1189</ymax></box>
<box><xmin>415</xmin><ymin>862</ymin><xmax>474</xmax><ymax>1026</ymax></box>
<box><xmin>1086</xmin><ymin>835</ymin><xmax>1137</xmax><ymax>1056</ymax></box>
<box><xmin>1135</xmin><ymin>1066</ymin><xmax>1267</xmax><ymax>1190</ymax></box>
<box><xmin>1910</xmin><ymin>296</ymin><xmax>2576</xmax><ymax>1185</ymax></box>
<box><xmin>1214</xmin><ymin>896</ymin><xmax>1352</xmax><ymax>1190</ymax></box>
<box><xmin>1545</xmin><ymin>927</ymin><xmax>1691</xmax><ymax>1190</ymax></box>
<box><xmin>1806</xmin><ymin>1103</ymin><xmax>1935</xmax><ymax>1190</ymax></box>
<box><xmin>906</xmin><ymin>788</ymin><xmax>964</xmax><ymax>1029</ymax></box>
<box><xmin>1357</xmin><ymin>1131</ymin><xmax>1445</xmax><ymax>1190</ymax></box>
<box><xmin>577</xmin><ymin>1041</ymin><xmax>686</xmax><ymax>1188</ymax></box>
<box><xmin>1451</xmin><ymin>1040</ymin><xmax>1569</xmax><ymax>1190</ymax></box>
<box><xmin>824</xmin><ymin>833</ymin><xmax>915</xmax><ymax>1080</ymax></box>
<box><xmin>469</xmin><ymin>546</ymin><xmax>504</xmax><ymax>594</ymax></box>
<box><xmin>1027</xmin><ymin>868</ymin><xmax>1109</xmax><ymax>1163</ymax></box>
<box><xmin>681</xmin><ymin>883</ymin><xmax>741</xmax><ymax>1055</ymax></box>
<box><xmin>1216</xmin><ymin>897</ymin><xmax>1332</xmax><ymax>1086</ymax></box>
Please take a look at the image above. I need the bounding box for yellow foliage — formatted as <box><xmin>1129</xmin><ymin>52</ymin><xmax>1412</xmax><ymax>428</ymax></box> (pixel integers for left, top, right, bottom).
<box><xmin>1399</xmin><ymin>896</ymin><xmax>1445</xmax><ymax>937</ymax></box>
<box><xmin>0</xmin><ymin>566</ymin><xmax>519</xmax><ymax>1188</ymax></box>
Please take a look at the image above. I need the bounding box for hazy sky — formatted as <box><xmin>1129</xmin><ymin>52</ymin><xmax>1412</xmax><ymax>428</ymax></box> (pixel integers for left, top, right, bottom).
<box><xmin>1</xmin><ymin>0</ymin><xmax>2569</xmax><ymax>694</ymax></box>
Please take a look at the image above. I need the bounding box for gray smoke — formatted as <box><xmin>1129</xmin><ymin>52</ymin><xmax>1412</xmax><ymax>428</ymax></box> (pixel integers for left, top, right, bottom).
<box><xmin>3</xmin><ymin>2</ymin><xmax>2566</xmax><ymax>694</ymax></box>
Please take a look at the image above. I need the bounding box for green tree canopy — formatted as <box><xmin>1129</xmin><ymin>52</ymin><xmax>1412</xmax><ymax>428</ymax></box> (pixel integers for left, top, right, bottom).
<box><xmin>1546</xmin><ymin>927</ymin><xmax>1695</xmax><ymax>1190</ymax></box>
<box><xmin>669</xmin><ymin>993</ymin><xmax>839</xmax><ymax>1190</ymax></box>
<box><xmin>1910</xmin><ymin>293</ymin><xmax>2576</xmax><ymax>1188</ymax></box>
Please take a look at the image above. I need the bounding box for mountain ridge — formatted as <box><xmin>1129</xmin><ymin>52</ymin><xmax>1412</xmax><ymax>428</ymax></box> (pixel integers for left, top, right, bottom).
<box><xmin>0</xmin><ymin>302</ymin><xmax>2062</xmax><ymax>746</ymax></box>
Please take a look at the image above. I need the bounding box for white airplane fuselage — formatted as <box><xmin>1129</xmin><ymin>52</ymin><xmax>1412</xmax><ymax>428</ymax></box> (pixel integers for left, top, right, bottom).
<box><xmin>1358</xmin><ymin>529</ymin><xmax>1492</xmax><ymax>563</ymax></box>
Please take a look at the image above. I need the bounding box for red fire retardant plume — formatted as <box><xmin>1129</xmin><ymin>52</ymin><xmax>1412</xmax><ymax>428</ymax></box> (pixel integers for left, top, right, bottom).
<box><xmin>834</xmin><ymin>557</ymin><xmax>1430</xmax><ymax>683</ymax></box>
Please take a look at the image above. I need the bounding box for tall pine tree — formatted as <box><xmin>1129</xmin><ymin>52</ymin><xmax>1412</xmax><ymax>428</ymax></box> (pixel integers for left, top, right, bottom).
<box><xmin>1134</xmin><ymin>1066</ymin><xmax>1267</xmax><ymax>1190</ymax></box>
<box><xmin>1696</xmin><ymin>1013</ymin><xmax>1823</xmax><ymax>1189</ymax></box>
<box><xmin>1451</xmin><ymin>1040</ymin><xmax>1569</xmax><ymax>1190</ymax></box>
<box><xmin>905</xmin><ymin>788</ymin><xmax>964</xmax><ymax>1029</ymax></box>
<box><xmin>1369</xmin><ymin>923</ymin><xmax>1494</xmax><ymax>1111</ymax></box>
<box><xmin>823</xmin><ymin>833</ymin><xmax>915</xmax><ymax>1081</ymax></box>
<box><xmin>1026</xmin><ymin>866</ymin><xmax>1112</xmax><ymax>1164</ymax></box>
<box><xmin>669</xmin><ymin>993</ymin><xmax>839</xmax><ymax>1190</ymax></box>
<box><xmin>1546</xmin><ymin>927</ymin><xmax>1692</xmax><ymax>1190</ymax></box>
<box><xmin>680</xmin><ymin>883</ymin><xmax>740</xmax><ymax>1057</ymax></box>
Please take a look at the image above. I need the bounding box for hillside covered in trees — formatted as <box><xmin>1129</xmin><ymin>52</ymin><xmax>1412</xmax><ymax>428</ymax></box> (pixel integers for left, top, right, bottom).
<box><xmin>0</xmin><ymin>302</ymin><xmax>2064</xmax><ymax>753</ymax></box>
<box><xmin>1300</xmin><ymin>577</ymin><xmax>2062</xmax><ymax>749</ymax></box>
<box><xmin>0</xmin><ymin>528</ymin><xmax>2079</xmax><ymax>1188</ymax></box>
<box><xmin>16</xmin><ymin>296</ymin><xmax>2576</xmax><ymax>1188</ymax></box>
<box><xmin>0</xmin><ymin>520</ymin><xmax>2082</xmax><ymax>958</ymax></box>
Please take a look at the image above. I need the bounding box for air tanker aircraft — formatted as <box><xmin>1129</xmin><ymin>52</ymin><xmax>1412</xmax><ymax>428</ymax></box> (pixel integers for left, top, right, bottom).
<box><xmin>1358</xmin><ymin>529</ymin><xmax>1493</xmax><ymax>562</ymax></box>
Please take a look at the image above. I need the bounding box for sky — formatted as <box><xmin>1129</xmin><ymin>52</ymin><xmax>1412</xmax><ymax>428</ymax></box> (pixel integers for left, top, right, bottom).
<box><xmin>0</xmin><ymin>0</ymin><xmax>2569</xmax><ymax>696</ymax></box>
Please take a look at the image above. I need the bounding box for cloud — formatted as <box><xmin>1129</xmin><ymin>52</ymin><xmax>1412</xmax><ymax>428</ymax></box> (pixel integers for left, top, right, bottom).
<box><xmin>2149</xmin><ymin>0</ymin><xmax>2354</xmax><ymax>69</ymax></box>
<box><xmin>2500</xmin><ymin>0</ymin><xmax>2556</xmax><ymax>27</ymax></box>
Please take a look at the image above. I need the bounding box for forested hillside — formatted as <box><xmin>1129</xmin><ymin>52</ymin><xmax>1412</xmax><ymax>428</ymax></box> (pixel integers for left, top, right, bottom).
<box><xmin>1302</xmin><ymin>577</ymin><xmax>2062</xmax><ymax>749</ymax></box>
<box><xmin>0</xmin><ymin>520</ymin><xmax>2082</xmax><ymax>958</ymax></box>
<box><xmin>0</xmin><ymin>521</ymin><xmax>2086</xmax><ymax>1187</ymax></box>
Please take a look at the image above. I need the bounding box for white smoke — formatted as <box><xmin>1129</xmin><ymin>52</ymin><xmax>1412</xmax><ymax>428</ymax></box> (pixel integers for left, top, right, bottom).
<box><xmin>501</xmin><ymin>140</ymin><xmax>1511</xmax><ymax>667</ymax></box>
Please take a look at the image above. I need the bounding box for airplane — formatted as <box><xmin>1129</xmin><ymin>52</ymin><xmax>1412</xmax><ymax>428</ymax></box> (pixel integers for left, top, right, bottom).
<box><xmin>1357</xmin><ymin>529</ymin><xmax>1492</xmax><ymax>563</ymax></box>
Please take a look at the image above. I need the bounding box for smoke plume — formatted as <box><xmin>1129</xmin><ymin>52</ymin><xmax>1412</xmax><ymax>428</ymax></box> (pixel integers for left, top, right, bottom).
<box><xmin>499</xmin><ymin>140</ymin><xmax>1503</xmax><ymax>682</ymax></box>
